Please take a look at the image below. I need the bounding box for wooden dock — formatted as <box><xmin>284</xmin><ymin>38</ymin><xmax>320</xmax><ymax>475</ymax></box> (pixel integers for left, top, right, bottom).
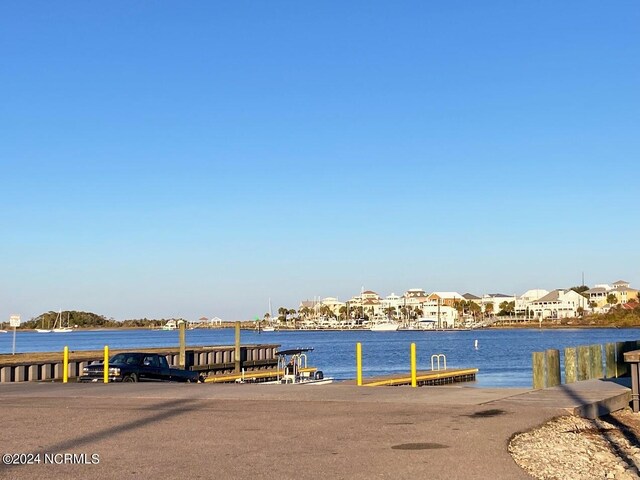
<box><xmin>353</xmin><ymin>368</ymin><xmax>478</xmax><ymax>387</ymax></box>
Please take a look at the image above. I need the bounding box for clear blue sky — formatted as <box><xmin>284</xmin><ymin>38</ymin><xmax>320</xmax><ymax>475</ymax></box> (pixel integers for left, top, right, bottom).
<box><xmin>1</xmin><ymin>1</ymin><xmax>638</xmax><ymax>321</ymax></box>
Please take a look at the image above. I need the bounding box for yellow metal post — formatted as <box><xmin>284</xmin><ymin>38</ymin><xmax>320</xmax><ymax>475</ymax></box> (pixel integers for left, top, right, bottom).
<box><xmin>103</xmin><ymin>346</ymin><xmax>109</xmax><ymax>384</ymax></box>
<box><xmin>410</xmin><ymin>343</ymin><xmax>417</xmax><ymax>387</ymax></box>
<box><xmin>63</xmin><ymin>346</ymin><xmax>69</xmax><ymax>383</ymax></box>
<box><xmin>356</xmin><ymin>342</ymin><xmax>362</xmax><ymax>386</ymax></box>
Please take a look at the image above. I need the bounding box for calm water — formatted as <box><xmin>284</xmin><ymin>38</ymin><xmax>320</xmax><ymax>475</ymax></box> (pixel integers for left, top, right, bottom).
<box><xmin>2</xmin><ymin>328</ymin><xmax>639</xmax><ymax>388</ymax></box>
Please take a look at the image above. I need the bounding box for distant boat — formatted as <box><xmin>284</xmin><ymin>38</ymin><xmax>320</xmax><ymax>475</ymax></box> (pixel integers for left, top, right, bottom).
<box><xmin>36</xmin><ymin>313</ymin><xmax>53</xmax><ymax>333</ymax></box>
<box><xmin>0</xmin><ymin>330</ymin><xmax>7</xmax><ymax>334</ymax></box>
<box><xmin>162</xmin><ymin>319</ymin><xmax>177</xmax><ymax>331</ymax></box>
<box><xmin>52</xmin><ymin>310</ymin><xmax>73</xmax><ymax>333</ymax></box>
<box><xmin>369</xmin><ymin>315</ymin><xmax>400</xmax><ymax>331</ymax></box>
<box><xmin>261</xmin><ymin>298</ymin><xmax>278</xmax><ymax>332</ymax></box>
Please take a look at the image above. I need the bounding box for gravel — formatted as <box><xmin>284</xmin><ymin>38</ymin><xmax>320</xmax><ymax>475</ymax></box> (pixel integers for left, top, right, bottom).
<box><xmin>510</xmin><ymin>409</ymin><xmax>640</xmax><ymax>480</ymax></box>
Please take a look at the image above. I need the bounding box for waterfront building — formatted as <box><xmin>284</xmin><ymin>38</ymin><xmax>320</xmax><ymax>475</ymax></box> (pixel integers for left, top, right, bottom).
<box><xmin>515</xmin><ymin>289</ymin><xmax>549</xmax><ymax>316</ymax></box>
<box><xmin>528</xmin><ymin>289</ymin><xmax>588</xmax><ymax>319</ymax></box>
<box><xmin>426</xmin><ymin>292</ymin><xmax>464</xmax><ymax>307</ymax></box>
<box><xmin>480</xmin><ymin>293</ymin><xmax>516</xmax><ymax>315</ymax></box>
<box><xmin>585</xmin><ymin>281</ymin><xmax>639</xmax><ymax>308</ymax></box>
<box><xmin>418</xmin><ymin>304</ymin><xmax>458</xmax><ymax>328</ymax></box>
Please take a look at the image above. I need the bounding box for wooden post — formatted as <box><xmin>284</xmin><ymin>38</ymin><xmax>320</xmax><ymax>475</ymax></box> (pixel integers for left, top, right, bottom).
<box><xmin>616</xmin><ymin>342</ymin><xmax>629</xmax><ymax>377</ymax></box>
<box><xmin>532</xmin><ymin>351</ymin><xmax>545</xmax><ymax>389</ymax></box>
<box><xmin>178</xmin><ymin>320</ymin><xmax>186</xmax><ymax>368</ymax></box>
<box><xmin>103</xmin><ymin>346</ymin><xmax>109</xmax><ymax>384</ymax></box>
<box><xmin>590</xmin><ymin>344</ymin><xmax>603</xmax><ymax>379</ymax></box>
<box><xmin>234</xmin><ymin>321</ymin><xmax>241</xmax><ymax>374</ymax></box>
<box><xmin>577</xmin><ymin>345</ymin><xmax>590</xmax><ymax>381</ymax></box>
<box><xmin>356</xmin><ymin>342</ymin><xmax>362</xmax><ymax>386</ymax></box>
<box><xmin>546</xmin><ymin>349</ymin><xmax>561</xmax><ymax>387</ymax></box>
<box><xmin>605</xmin><ymin>343</ymin><xmax>616</xmax><ymax>378</ymax></box>
<box><xmin>410</xmin><ymin>343</ymin><xmax>417</xmax><ymax>388</ymax></box>
<box><xmin>564</xmin><ymin>347</ymin><xmax>577</xmax><ymax>384</ymax></box>
<box><xmin>63</xmin><ymin>346</ymin><xmax>69</xmax><ymax>383</ymax></box>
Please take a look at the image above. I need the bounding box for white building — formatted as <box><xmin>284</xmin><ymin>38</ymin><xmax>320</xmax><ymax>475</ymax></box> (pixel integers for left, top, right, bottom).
<box><xmin>528</xmin><ymin>289</ymin><xmax>588</xmax><ymax>319</ymax></box>
<box><xmin>516</xmin><ymin>289</ymin><xmax>549</xmax><ymax>315</ymax></box>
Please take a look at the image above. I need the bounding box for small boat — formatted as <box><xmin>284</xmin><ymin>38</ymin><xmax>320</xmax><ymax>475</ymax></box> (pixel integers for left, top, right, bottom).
<box><xmin>35</xmin><ymin>329</ymin><xmax>52</xmax><ymax>333</ymax></box>
<box><xmin>370</xmin><ymin>320</ymin><xmax>399</xmax><ymax>331</ymax></box>
<box><xmin>0</xmin><ymin>330</ymin><xmax>7</xmax><ymax>334</ymax></box>
<box><xmin>263</xmin><ymin>348</ymin><xmax>333</xmax><ymax>385</ymax></box>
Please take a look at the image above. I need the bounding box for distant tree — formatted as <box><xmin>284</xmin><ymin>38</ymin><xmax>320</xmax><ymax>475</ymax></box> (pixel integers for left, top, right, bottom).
<box><xmin>383</xmin><ymin>307</ymin><xmax>396</xmax><ymax>319</ymax></box>
<box><xmin>571</xmin><ymin>285</ymin><xmax>589</xmax><ymax>296</ymax></box>
<box><xmin>485</xmin><ymin>302</ymin><xmax>494</xmax><ymax>317</ymax></box>
<box><xmin>468</xmin><ymin>302</ymin><xmax>481</xmax><ymax>318</ymax></box>
<box><xmin>607</xmin><ymin>294</ymin><xmax>618</xmax><ymax>305</ymax></box>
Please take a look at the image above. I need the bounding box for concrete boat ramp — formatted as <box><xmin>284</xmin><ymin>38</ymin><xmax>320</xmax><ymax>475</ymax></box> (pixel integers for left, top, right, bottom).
<box><xmin>0</xmin><ymin>380</ymin><xmax>631</xmax><ymax>480</ymax></box>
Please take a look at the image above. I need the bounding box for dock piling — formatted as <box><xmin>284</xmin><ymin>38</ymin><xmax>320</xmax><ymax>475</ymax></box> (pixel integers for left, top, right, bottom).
<box><xmin>234</xmin><ymin>322</ymin><xmax>241</xmax><ymax>373</ymax></box>
<box><xmin>179</xmin><ymin>321</ymin><xmax>186</xmax><ymax>368</ymax></box>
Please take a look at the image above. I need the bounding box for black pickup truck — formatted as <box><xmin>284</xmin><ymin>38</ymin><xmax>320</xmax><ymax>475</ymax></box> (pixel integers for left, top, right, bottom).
<box><xmin>78</xmin><ymin>352</ymin><xmax>203</xmax><ymax>383</ymax></box>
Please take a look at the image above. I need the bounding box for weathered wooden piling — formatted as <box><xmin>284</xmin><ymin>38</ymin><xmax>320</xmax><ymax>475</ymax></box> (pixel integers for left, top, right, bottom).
<box><xmin>564</xmin><ymin>347</ymin><xmax>577</xmax><ymax>384</ymax></box>
<box><xmin>605</xmin><ymin>343</ymin><xmax>616</xmax><ymax>378</ymax></box>
<box><xmin>589</xmin><ymin>344</ymin><xmax>603</xmax><ymax>379</ymax></box>
<box><xmin>532</xmin><ymin>351</ymin><xmax>545</xmax><ymax>389</ymax></box>
<box><xmin>577</xmin><ymin>345</ymin><xmax>590</xmax><ymax>381</ymax></box>
<box><xmin>179</xmin><ymin>321</ymin><xmax>186</xmax><ymax>368</ymax></box>
<box><xmin>546</xmin><ymin>349</ymin><xmax>561</xmax><ymax>387</ymax></box>
<box><xmin>234</xmin><ymin>321</ymin><xmax>241</xmax><ymax>373</ymax></box>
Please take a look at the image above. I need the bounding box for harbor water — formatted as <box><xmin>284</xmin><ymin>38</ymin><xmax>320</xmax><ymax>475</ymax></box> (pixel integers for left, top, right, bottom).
<box><xmin>2</xmin><ymin>327</ymin><xmax>639</xmax><ymax>388</ymax></box>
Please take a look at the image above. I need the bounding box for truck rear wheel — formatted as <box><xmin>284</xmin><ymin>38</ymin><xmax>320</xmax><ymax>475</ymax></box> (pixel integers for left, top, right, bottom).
<box><xmin>123</xmin><ymin>373</ymin><xmax>138</xmax><ymax>383</ymax></box>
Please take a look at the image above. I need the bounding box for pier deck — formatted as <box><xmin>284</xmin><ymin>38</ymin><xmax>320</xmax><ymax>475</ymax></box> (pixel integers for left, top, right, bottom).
<box><xmin>358</xmin><ymin>368</ymin><xmax>478</xmax><ymax>386</ymax></box>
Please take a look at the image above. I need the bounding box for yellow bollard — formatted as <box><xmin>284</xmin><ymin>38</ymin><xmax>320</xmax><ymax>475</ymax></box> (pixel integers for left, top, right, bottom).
<box><xmin>410</xmin><ymin>343</ymin><xmax>417</xmax><ymax>388</ymax></box>
<box><xmin>63</xmin><ymin>346</ymin><xmax>69</xmax><ymax>383</ymax></box>
<box><xmin>356</xmin><ymin>342</ymin><xmax>362</xmax><ymax>386</ymax></box>
<box><xmin>103</xmin><ymin>346</ymin><xmax>109</xmax><ymax>384</ymax></box>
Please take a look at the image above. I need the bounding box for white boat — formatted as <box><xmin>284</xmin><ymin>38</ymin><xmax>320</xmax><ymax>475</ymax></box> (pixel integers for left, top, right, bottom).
<box><xmin>370</xmin><ymin>322</ymin><xmax>399</xmax><ymax>332</ymax></box>
<box><xmin>52</xmin><ymin>310</ymin><xmax>73</xmax><ymax>333</ymax></box>
<box><xmin>162</xmin><ymin>319</ymin><xmax>177</xmax><ymax>331</ymax></box>
<box><xmin>35</xmin><ymin>329</ymin><xmax>52</xmax><ymax>333</ymax></box>
<box><xmin>0</xmin><ymin>330</ymin><xmax>7</xmax><ymax>334</ymax></box>
<box><xmin>263</xmin><ymin>348</ymin><xmax>333</xmax><ymax>385</ymax></box>
<box><xmin>260</xmin><ymin>298</ymin><xmax>278</xmax><ymax>332</ymax></box>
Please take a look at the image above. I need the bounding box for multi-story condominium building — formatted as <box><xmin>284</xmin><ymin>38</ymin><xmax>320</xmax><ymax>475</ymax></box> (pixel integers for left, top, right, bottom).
<box><xmin>585</xmin><ymin>281</ymin><xmax>639</xmax><ymax>307</ymax></box>
<box><xmin>528</xmin><ymin>289</ymin><xmax>588</xmax><ymax>319</ymax></box>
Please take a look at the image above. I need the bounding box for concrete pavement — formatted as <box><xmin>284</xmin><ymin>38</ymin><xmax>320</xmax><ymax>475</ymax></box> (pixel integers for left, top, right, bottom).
<box><xmin>0</xmin><ymin>380</ymin><xmax>631</xmax><ymax>480</ymax></box>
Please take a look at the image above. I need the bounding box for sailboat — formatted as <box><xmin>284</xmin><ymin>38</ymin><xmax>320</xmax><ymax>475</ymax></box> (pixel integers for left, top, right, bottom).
<box><xmin>52</xmin><ymin>310</ymin><xmax>73</xmax><ymax>333</ymax></box>
<box><xmin>262</xmin><ymin>299</ymin><xmax>277</xmax><ymax>332</ymax></box>
<box><xmin>36</xmin><ymin>313</ymin><xmax>53</xmax><ymax>333</ymax></box>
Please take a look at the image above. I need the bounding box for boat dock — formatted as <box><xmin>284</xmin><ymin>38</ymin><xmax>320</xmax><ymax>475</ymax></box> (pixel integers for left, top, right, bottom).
<box><xmin>355</xmin><ymin>368</ymin><xmax>479</xmax><ymax>386</ymax></box>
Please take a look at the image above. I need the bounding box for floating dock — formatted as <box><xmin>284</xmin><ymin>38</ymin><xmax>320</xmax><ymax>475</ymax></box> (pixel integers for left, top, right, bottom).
<box><xmin>347</xmin><ymin>368</ymin><xmax>478</xmax><ymax>387</ymax></box>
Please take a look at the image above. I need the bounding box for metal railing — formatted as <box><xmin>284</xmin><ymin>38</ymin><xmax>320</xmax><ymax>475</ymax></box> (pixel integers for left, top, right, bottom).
<box><xmin>431</xmin><ymin>354</ymin><xmax>447</xmax><ymax>371</ymax></box>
